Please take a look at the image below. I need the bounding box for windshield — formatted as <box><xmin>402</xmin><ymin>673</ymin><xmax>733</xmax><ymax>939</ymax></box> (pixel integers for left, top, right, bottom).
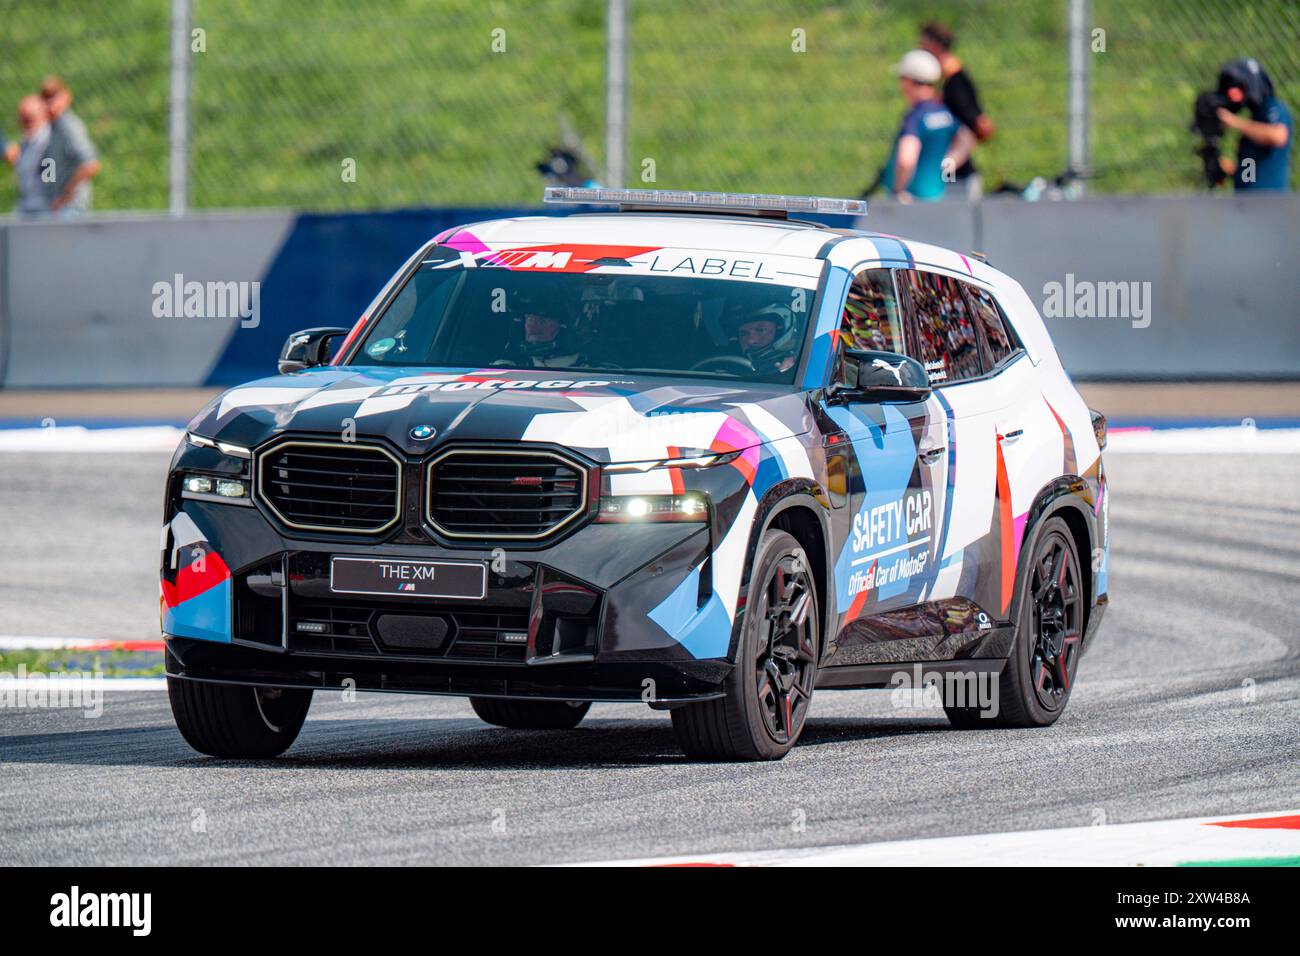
<box><xmin>349</xmin><ymin>243</ymin><xmax>824</xmax><ymax>384</ymax></box>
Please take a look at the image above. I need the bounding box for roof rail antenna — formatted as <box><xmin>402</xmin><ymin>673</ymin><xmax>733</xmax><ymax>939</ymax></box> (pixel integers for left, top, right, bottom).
<box><xmin>543</xmin><ymin>187</ymin><xmax>868</xmax><ymax>220</ymax></box>
<box><xmin>968</xmin><ymin>250</ymin><xmax>990</xmax><ymax>263</ymax></box>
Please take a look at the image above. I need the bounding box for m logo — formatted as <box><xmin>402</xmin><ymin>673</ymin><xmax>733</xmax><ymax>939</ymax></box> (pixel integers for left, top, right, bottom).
<box><xmin>499</xmin><ymin>250</ymin><xmax>572</xmax><ymax>270</ymax></box>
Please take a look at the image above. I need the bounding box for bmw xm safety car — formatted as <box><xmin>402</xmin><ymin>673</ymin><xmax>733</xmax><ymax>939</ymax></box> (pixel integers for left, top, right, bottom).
<box><xmin>163</xmin><ymin>188</ymin><xmax>1110</xmax><ymax>761</ymax></box>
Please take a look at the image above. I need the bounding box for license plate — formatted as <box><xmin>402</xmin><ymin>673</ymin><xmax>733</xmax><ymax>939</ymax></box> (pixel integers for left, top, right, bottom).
<box><xmin>330</xmin><ymin>557</ymin><xmax>487</xmax><ymax>600</ymax></box>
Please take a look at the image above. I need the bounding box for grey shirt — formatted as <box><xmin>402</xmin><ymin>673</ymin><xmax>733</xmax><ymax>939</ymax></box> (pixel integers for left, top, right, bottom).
<box><xmin>41</xmin><ymin>110</ymin><xmax>98</xmax><ymax>211</ymax></box>
<box><xmin>16</xmin><ymin>124</ymin><xmax>51</xmax><ymax>215</ymax></box>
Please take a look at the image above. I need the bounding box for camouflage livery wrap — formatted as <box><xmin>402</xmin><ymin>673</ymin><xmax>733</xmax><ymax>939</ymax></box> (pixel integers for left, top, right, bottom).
<box><xmin>162</xmin><ymin>214</ymin><xmax>1108</xmax><ymax>703</ymax></box>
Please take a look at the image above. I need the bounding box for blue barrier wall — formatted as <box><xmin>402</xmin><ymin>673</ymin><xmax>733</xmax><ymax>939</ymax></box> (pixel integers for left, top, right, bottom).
<box><xmin>0</xmin><ymin>195</ymin><xmax>1296</xmax><ymax>388</ymax></box>
<box><xmin>204</xmin><ymin>207</ymin><xmax>529</xmax><ymax>385</ymax></box>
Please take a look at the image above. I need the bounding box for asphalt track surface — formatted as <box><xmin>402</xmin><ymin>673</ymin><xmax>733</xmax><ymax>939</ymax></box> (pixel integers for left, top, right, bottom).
<box><xmin>1</xmin><ymin>450</ymin><xmax>1298</xmax><ymax>865</ymax></box>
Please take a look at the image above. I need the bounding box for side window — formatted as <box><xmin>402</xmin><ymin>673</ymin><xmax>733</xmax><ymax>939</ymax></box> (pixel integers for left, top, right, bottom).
<box><xmin>963</xmin><ymin>282</ymin><xmax>1018</xmax><ymax>369</ymax></box>
<box><xmin>898</xmin><ymin>269</ymin><xmax>983</xmax><ymax>385</ymax></box>
<box><xmin>835</xmin><ymin>269</ymin><xmax>904</xmax><ymax>384</ymax></box>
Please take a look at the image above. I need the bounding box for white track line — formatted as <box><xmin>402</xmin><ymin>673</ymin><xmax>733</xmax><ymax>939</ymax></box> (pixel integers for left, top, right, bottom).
<box><xmin>0</xmin><ymin>425</ymin><xmax>183</xmax><ymax>452</ymax></box>
<box><xmin>0</xmin><ymin>635</ymin><xmax>163</xmax><ymax>650</ymax></box>
<box><xmin>574</xmin><ymin>810</ymin><xmax>1300</xmax><ymax>867</ymax></box>
<box><xmin>1107</xmin><ymin>426</ymin><xmax>1300</xmax><ymax>454</ymax></box>
<box><xmin>0</xmin><ymin>677</ymin><xmax>167</xmax><ymax>691</ymax></box>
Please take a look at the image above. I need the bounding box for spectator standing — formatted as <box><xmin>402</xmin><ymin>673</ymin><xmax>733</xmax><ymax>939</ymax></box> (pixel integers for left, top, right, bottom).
<box><xmin>39</xmin><ymin>75</ymin><xmax>100</xmax><ymax>215</ymax></box>
<box><xmin>9</xmin><ymin>95</ymin><xmax>52</xmax><ymax>217</ymax></box>
<box><xmin>919</xmin><ymin>22</ymin><xmax>994</xmax><ymax>201</ymax></box>
<box><xmin>1214</xmin><ymin>58</ymin><xmax>1291</xmax><ymax>192</ymax></box>
<box><xmin>880</xmin><ymin>50</ymin><xmax>958</xmax><ymax>203</ymax></box>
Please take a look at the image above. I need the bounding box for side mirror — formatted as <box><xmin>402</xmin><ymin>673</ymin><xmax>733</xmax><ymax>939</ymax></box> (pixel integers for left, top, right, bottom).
<box><xmin>278</xmin><ymin>327</ymin><xmax>350</xmax><ymax>374</ymax></box>
<box><xmin>833</xmin><ymin>349</ymin><xmax>932</xmax><ymax>403</ymax></box>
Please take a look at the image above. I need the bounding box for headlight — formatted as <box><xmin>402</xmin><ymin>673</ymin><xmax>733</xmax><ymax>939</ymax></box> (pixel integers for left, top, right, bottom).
<box><xmin>181</xmin><ymin>473</ymin><xmax>249</xmax><ymax>502</ymax></box>
<box><xmin>596</xmin><ymin>493</ymin><xmax>708</xmax><ymax>523</ymax></box>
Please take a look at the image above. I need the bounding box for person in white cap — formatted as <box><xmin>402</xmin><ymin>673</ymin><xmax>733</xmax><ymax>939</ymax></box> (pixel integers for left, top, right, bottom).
<box><xmin>879</xmin><ymin>49</ymin><xmax>959</xmax><ymax>202</ymax></box>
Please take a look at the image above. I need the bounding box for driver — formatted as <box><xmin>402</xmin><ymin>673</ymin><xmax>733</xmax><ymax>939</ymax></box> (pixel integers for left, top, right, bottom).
<box><xmin>731</xmin><ymin>303</ymin><xmax>798</xmax><ymax>375</ymax></box>
<box><xmin>497</xmin><ymin>294</ymin><xmax>582</xmax><ymax>369</ymax></box>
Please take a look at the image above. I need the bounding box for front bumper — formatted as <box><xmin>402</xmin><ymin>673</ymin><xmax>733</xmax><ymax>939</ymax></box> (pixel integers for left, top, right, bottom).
<box><xmin>162</xmin><ymin>490</ymin><xmax>737</xmax><ymax>699</ymax></box>
<box><xmin>165</xmin><ymin>637</ymin><xmax>728</xmax><ymax>703</ymax></box>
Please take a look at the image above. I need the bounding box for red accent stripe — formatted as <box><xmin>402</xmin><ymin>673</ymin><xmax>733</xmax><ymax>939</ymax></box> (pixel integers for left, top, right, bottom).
<box><xmin>1045</xmin><ymin>398</ymin><xmax>1068</xmax><ymax>438</ymax></box>
<box><xmin>651</xmin><ymin>863</ymin><xmax>737</xmax><ymax>867</ymax></box>
<box><xmin>161</xmin><ymin>550</ymin><xmax>231</xmax><ymax>608</ymax></box>
<box><xmin>332</xmin><ymin>314</ymin><xmax>369</xmax><ymax>364</ymax></box>
<box><xmin>842</xmin><ymin>562</ymin><xmax>875</xmax><ymax>623</ymax></box>
<box><xmin>1209</xmin><ymin>814</ymin><xmax>1300</xmax><ymax>830</ymax></box>
<box><xmin>665</xmin><ymin>446</ymin><xmax>685</xmax><ymax>495</ymax></box>
<box><xmin>71</xmin><ymin>640</ymin><xmax>166</xmax><ymax>653</ymax></box>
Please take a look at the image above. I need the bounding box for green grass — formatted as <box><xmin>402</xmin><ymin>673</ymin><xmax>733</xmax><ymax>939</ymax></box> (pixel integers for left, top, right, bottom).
<box><xmin>1</xmin><ymin>0</ymin><xmax>1295</xmax><ymax>211</ymax></box>
<box><xmin>0</xmin><ymin>647</ymin><xmax>165</xmax><ymax>678</ymax></box>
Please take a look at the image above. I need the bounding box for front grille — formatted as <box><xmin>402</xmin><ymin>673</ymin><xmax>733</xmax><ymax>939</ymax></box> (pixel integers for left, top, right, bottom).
<box><xmin>427</xmin><ymin>448</ymin><xmax>587</xmax><ymax>540</ymax></box>
<box><xmin>257</xmin><ymin>441</ymin><xmax>401</xmax><ymax>534</ymax></box>
<box><xmin>287</xmin><ymin>600</ymin><xmax>530</xmax><ymax>662</ymax></box>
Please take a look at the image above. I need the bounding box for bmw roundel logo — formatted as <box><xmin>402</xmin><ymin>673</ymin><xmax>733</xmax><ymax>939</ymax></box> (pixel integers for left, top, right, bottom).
<box><xmin>409</xmin><ymin>425</ymin><xmax>436</xmax><ymax>441</ymax></box>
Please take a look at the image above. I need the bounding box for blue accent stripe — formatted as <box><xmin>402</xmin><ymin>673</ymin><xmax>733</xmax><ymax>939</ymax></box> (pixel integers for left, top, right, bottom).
<box><xmin>863</xmin><ymin>234</ymin><xmax>914</xmax><ymax>268</ymax></box>
<box><xmin>801</xmin><ymin>265</ymin><xmax>851</xmax><ymax>389</ymax></box>
<box><xmin>163</xmin><ymin>579</ymin><xmax>233</xmax><ymax>643</ymax></box>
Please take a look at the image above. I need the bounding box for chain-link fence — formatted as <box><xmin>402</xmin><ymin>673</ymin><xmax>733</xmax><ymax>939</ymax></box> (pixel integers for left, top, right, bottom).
<box><xmin>1</xmin><ymin>0</ymin><xmax>1296</xmax><ymax>213</ymax></box>
<box><xmin>1092</xmin><ymin>0</ymin><xmax>1300</xmax><ymax>191</ymax></box>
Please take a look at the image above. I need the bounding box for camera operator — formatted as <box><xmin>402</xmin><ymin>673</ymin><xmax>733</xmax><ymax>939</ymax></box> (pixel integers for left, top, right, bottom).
<box><xmin>1212</xmin><ymin>58</ymin><xmax>1291</xmax><ymax>192</ymax></box>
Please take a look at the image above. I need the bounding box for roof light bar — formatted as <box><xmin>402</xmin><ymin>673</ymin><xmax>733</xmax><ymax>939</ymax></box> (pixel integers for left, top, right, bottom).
<box><xmin>543</xmin><ymin>186</ymin><xmax>867</xmax><ymax>218</ymax></box>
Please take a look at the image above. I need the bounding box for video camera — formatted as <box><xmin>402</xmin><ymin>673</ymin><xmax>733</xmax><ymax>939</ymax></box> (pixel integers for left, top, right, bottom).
<box><xmin>1191</xmin><ymin>90</ymin><xmax>1231</xmax><ymax>189</ymax></box>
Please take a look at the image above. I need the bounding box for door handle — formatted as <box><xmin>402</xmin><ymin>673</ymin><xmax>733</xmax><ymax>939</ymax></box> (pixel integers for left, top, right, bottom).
<box><xmin>998</xmin><ymin>428</ymin><xmax>1024</xmax><ymax>444</ymax></box>
<box><xmin>918</xmin><ymin>445</ymin><xmax>946</xmax><ymax>464</ymax></box>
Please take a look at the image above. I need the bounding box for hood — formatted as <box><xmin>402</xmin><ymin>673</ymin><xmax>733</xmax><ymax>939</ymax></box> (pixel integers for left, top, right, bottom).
<box><xmin>191</xmin><ymin>366</ymin><xmax>813</xmax><ymax>464</ymax></box>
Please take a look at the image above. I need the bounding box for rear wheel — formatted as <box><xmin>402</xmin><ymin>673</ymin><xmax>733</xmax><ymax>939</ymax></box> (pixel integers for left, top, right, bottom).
<box><xmin>945</xmin><ymin>516</ymin><xmax>1084</xmax><ymax>728</ymax></box>
<box><xmin>168</xmin><ymin>677</ymin><xmax>312</xmax><ymax>757</ymax></box>
<box><xmin>672</xmin><ymin>530</ymin><xmax>819</xmax><ymax>761</ymax></box>
<box><xmin>469</xmin><ymin>697</ymin><xmax>591</xmax><ymax>729</ymax></box>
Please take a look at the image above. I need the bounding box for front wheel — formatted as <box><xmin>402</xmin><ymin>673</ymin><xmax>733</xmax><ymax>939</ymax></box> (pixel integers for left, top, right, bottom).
<box><xmin>945</xmin><ymin>516</ymin><xmax>1084</xmax><ymax>728</ymax></box>
<box><xmin>168</xmin><ymin>678</ymin><xmax>312</xmax><ymax>757</ymax></box>
<box><xmin>672</xmin><ymin>529</ymin><xmax>819</xmax><ymax>760</ymax></box>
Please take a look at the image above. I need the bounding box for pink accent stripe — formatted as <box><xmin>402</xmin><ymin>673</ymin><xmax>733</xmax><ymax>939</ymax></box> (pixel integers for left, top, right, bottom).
<box><xmin>442</xmin><ymin>229</ymin><xmax>490</xmax><ymax>254</ymax></box>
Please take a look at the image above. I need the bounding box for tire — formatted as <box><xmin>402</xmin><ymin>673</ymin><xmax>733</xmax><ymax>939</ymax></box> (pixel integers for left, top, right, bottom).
<box><xmin>168</xmin><ymin>677</ymin><xmax>312</xmax><ymax>757</ymax></box>
<box><xmin>672</xmin><ymin>529</ymin><xmax>820</xmax><ymax>761</ymax></box>
<box><xmin>470</xmin><ymin>697</ymin><xmax>591</xmax><ymax>729</ymax></box>
<box><xmin>944</xmin><ymin>516</ymin><xmax>1084</xmax><ymax>728</ymax></box>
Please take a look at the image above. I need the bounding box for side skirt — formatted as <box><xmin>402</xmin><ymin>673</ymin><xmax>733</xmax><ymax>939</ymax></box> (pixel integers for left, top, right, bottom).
<box><xmin>815</xmin><ymin>657</ymin><xmax>1006</xmax><ymax>691</ymax></box>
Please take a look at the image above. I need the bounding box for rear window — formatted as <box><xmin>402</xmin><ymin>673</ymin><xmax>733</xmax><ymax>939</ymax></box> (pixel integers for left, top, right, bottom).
<box><xmin>963</xmin><ymin>282</ymin><xmax>1019</xmax><ymax>368</ymax></box>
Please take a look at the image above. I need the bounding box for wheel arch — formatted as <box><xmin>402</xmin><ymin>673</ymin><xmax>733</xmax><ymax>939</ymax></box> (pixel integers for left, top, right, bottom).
<box><xmin>737</xmin><ymin>481</ymin><xmax>836</xmax><ymax>659</ymax></box>
<box><xmin>1011</xmin><ymin>476</ymin><xmax>1098</xmax><ymax>638</ymax></box>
